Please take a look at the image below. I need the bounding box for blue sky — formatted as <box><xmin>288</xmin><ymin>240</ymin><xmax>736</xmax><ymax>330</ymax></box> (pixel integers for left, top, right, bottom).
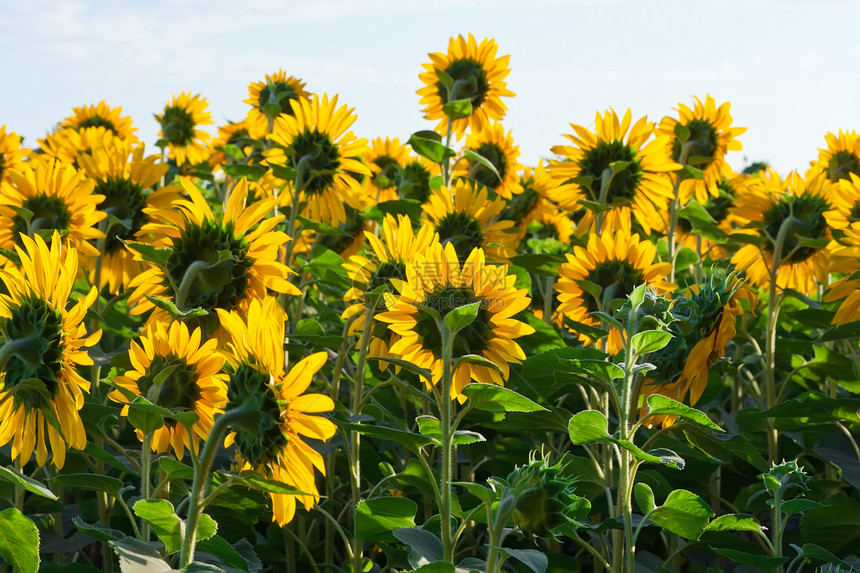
<box><xmin>3</xmin><ymin>0</ymin><xmax>859</xmax><ymax>174</ymax></box>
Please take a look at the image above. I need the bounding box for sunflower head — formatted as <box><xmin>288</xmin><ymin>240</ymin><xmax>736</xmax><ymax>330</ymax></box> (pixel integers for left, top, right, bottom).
<box><xmin>245</xmin><ymin>71</ymin><xmax>310</xmax><ymax>125</ymax></box>
<box><xmin>395</xmin><ymin>156</ymin><xmax>440</xmax><ymax>204</ymax></box>
<box><xmin>453</xmin><ymin>122</ymin><xmax>523</xmax><ymax>199</ymax></box>
<box><xmin>809</xmin><ymin>129</ymin><xmax>860</xmax><ymax>183</ymax></box>
<box><xmin>364</xmin><ymin>137</ymin><xmax>412</xmax><ymax>204</ymax></box>
<box><xmin>61</xmin><ymin>101</ymin><xmax>138</xmax><ymax>142</ymax></box>
<box><xmin>417</xmin><ymin>34</ymin><xmax>515</xmax><ymax>138</ymax></box>
<box><xmin>0</xmin><ymin>126</ymin><xmax>30</xmax><ymax>184</ymax></box>
<box><xmin>209</xmin><ymin>120</ymin><xmax>266</xmax><ymax>169</ymax></box>
<box><xmin>155</xmin><ymin>92</ymin><xmax>213</xmax><ymax>166</ymax></box>
<box><xmin>0</xmin><ymin>232</ymin><xmax>100</xmax><ymax>468</ymax></box>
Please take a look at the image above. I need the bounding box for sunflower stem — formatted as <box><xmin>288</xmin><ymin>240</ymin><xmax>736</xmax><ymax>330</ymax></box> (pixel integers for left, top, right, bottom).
<box><xmin>667</xmin><ymin>142</ymin><xmax>693</xmax><ymax>284</ymax></box>
<box><xmin>283</xmin><ymin>158</ymin><xmax>309</xmax><ymax>270</ymax></box>
<box><xmin>442</xmin><ymin>115</ymin><xmax>454</xmax><ymax>187</ymax></box>
<box><xmin>179</xmin><ymin>404</ymin><xmax>256</xmax><ymax>568</ymax></box>
<box><xmin>439</xmin><ymin>330</ymin><xmax>456</xmax><ymax>564</ymax></box>
<box><xmin>140</xmin><ymin>431</ymin><xmax>151</xmax><ymax>541</ymax></box>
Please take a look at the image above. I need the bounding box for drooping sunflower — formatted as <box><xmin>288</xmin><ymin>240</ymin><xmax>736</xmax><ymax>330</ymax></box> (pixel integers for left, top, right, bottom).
<box><xmin>640</xmin><ymin>276</ymin><xmax>756</xmax><ymax>428</ymax></box>
<box><xmin>422</xmin><ymin>179</ymin><xmax>518</xmax><ymax>262</ymax></box>
<box><xmin>109</xmin><ymin>320</ymin><xmax>228</xmax><ymax>458</ymax></box>
<box><xmin>547</xmin><ymin>109</ymin><xmax>679</xmax><ymax>235</ymax></box>
<box><xmin>555</xmin><ymin>228</ymin><xmax>675</xmax><ymax>354</ymax></box>
<box><xmin>453</xmin><ymin>122</ymin><xmax>523</xmax><ymax>199</ymax></box>
<box><xmin>77</xmin><ymin>140</ymin><xmax>182</xmax><ymax>293</ymax></box>
<box><xmin>218</xmin><ymin>297</ymin><xmax>335</xmax><ymax>525</ymax></box>
<box><xmin>824</xmin><ymin>172</ymin><xmax>860</xmax><ymax>229</ymax></box>
<box><xmin>60</xmin><ymin>101</ymin><xmax>138</xmax><ymax>142</ymax></box>
<box><xmin>154</xmin><ymin>92</ymin><xmax>214</xmax><ymax>166</ymax></box>
<box><xmin>0</xmin><ymin>158</ymin><xmax>105</xmax><ymax>259</ymax></box>
<box><xmin>377</xmin><ymin>243</ymin><xmax>534</xmax><ymax>402</ymax></box>
<box><xmin>809</xmin><ymin>129</ymin><xmax>860</xmax><ymax>183</ymax></box>
<box><xmin>342</xmin><ymin>214</ymin><xmax>438</xmax><ymax>369</ymax></box>
<box><xmin>657</xmin><ymin>95</ymin><xmax>746</xmax><ymax>205</ymax></box>
<box><xmin>127</xmin><ymin>177</ymin><xmax>300</xmax><ymax>334</ymax></box>
<box><xmin>730</xmin><ymin>170</ymin><xmax>834</xmax><ymax>295</ymax></box>
<box><xmin>0</xmin><ymin>125</ymin><xmax>30</xmax><ymax>184</ymax></box>
<box><xmin>245</xmin><ymin>71</ymin><xmax>310</xmax><ymax>127</ymax></box>
<box><xmin>364</xmin><ymin>137</ymin><xmax>412</xmax><ymax>204</ymax></box>
<box><xmin>0</xmin><ymin>232</ymin><xmax>101</xmax><ymax>469</ymax></box>
<box><xmin>417</xmin><ymin>34</ymin><xmax>515</xmax><ymax>138</ymax></box>
<box><xmin>264</xmin><ymin>94</ymin><xmax>371</xmax><ymax>227</ymax></box>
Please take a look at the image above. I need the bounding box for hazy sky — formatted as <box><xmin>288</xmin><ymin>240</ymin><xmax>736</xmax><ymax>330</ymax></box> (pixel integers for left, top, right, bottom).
<box><xmin>3</xmin><ymin>0</ymin><xmax>859</xmax><ymax>175</ymax></box>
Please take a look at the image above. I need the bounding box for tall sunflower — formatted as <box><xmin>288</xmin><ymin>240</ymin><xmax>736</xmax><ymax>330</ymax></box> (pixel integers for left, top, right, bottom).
<box><xmin>0</xmin><ymin>125</ymin><xmax>30</xmax><ymax>184</ymax></box>
<box><xmin>342</xmin><ymin>214</ymin><xmax>438</xmax><ymax>369</ymax></box>
<box><xmin>78</xmin><ymin>140</ymin><xmax>182</xmax><ymax>293</ymax></box>
<box><xmin>264</xmin><ymin>94</ymin><xmax>371</xmax><ymax>227</ymax></box>
<box><xmin>218</xmin><ymin>297</ymin><xmax>335</xmax><ymax>526</ymax></box>
<box><xmin>155</xmin><ymin>92</ymin><xmax>213</xmax><ymax>166</ymax></box>
<box><xmin>422</xmin><ymin>180</ymin><xmax>518</xmax><ymax>262</ymax></box>
<box><xmin>546</xmin><ymin>109</ymin><xmax>679</xmax><ymax>235</ymax></box>
<box><xmin>418</xmin><ymin>34</ymin><xmax>515</xmax><ymax>138</ymax></box>
<box><xmin>39</xmin><ymin>126</ymin><xmax>117</xmax><ymax>166</ymax></box>
<box><xmin>809</xmin><ymin>129</ymin><xmax>860</xmax><ymax>183</ymax></box>
<box><xmin>825</xmin><ymin>172</ymin><xmax>860</xmax><ymax>229</ymax></box>
<box><xmin>453</xmin><ymin>122</ymin><xmax>523</xmax><ymax>199</ymax></box>
<box><xmin>0</xmin><ymin>158</ymin><xmax>105</xmax><ymax>260</ymax></box>
<box><xmin>555</xmin><ymin>228</ymin><xmax>675</xmax><ymax>354</ymax></box>
<box><xmin>377</xmin><ymin>243</ymin><xmax>534</xmax><ymax>402</ymax></box>
<box><xmin>730</xmin><ymin>170</ymin><xmax>834</xmax><ymax>295</ymax></box>
<box><xmin>0</xmin><ymin>232</ymin><xmax>101</xmax><ymax>468</ymax></box>
<box><xmin>657</xmin><ymin>95</ymin><xmax>746</xmax><ymax>204</ymax></box>
<box><xmin>110</xmin><ymin>320</ymin><xmax>228</xmax><ymax>458</ymax></box>
<box><xmin>60</xmin><ymin>101</ymin><xmax>138</xmax><ymax>142</ymax></box>
<box><xmin>245</xmin><ymin>70</ymin><xmax>310</xmax><ymax>127</ymax></box>
<box><xmin>641</xmin><ymin>277</ymin><xmax>756</xmax><ymax>428</ymax></box>
<box><xmin>127</xmin><ymin>177</ymin><xmax>300</xmax><ymax>334</ymax></box>
<box><xmin>364</xmin><ymin>137</ymin><xmax>412</xmax><ymax>204</ymax></box>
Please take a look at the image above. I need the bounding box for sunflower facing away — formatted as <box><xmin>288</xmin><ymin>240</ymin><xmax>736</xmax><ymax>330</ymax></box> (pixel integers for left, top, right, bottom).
<box><xmin>641</xmin><ymin>276</ymin><xmax>756</xmax><ymax>428</ymax></box>
<box><xmin>657</xmin><ymin>95</ymin><xmax>746</xmax><ymax>205</ymax></box>
<box><xmin>0</xmin><ymin>232</ymin><xmax>101</xmax><ymax>468</ymax></box>
<box><xmin>395</xmin><ymin>155</ymin><xmax>441</xmax><ymax>205</ymax></box>
<box><xmin>809</xmin><ymin>129</ymin><xmax>860</xmax><ymax>183</ymax></box>
<box><xmin>418</xmin><ymin>34</ymin><xmax>515</xmax><ymax>138</ymax></box>
<box><xmin>110</xmin><ymin>320</ymin><xmax>228</xmax><ymax>458</ymax></box>
<box><xmin>555</xmin><ymin>228</ymin><xmax>675</xmax><ymax>354</ymax></box>
<box><xmin>364</xmin><ymin>137</ymin><xmax>413</xmax><ymax>204</ymax></box>
<box><xmin>422</xmin><ymin>179</ymin><xmax>519</xmax><ymax>262</ymax></box>
<box><xmin>0</xmin><ymin>157</ymin><xmax>105</xmax><ymax>260</ymax></box>
<box><xmin>0</xmin><ymin>125</ymin><xmax>30</xmax><ymax>184</ymax></box>
<box><xmin>453</xmin><ymin>122</ymin><xmax>523</xmax><ymax>199</ymax></box>
<box><xmin>218</xmin><ymin>297</ymin><xmax>335</xmax><ymax>525</ymax></box>
<box><xmin>155</xmin><ymin>92</ymin><xmax>214</xmax><ymax>166</ymax></box>
<box><xmin>78</xmin><ymin>140</ymin><xmax>182</xmax><ymax>293</ymax></box>
<box><xmin>377</xmin><ymin>242</ymin><xmax>534</xmax><ymax>402</ymax></box>
<box><xmin>342</xmin><ymin>214</ymin><xmax>438</xmax><ymax>369</ymax></box>
<box><xmin>127</xmin><ymin>177</ymin><xmax>300</xmax><ymax>333</ymax></box>
<box><xmin>208</xmin><ymin>120</ymin><xmax>265</xmax><ymax>170</ymax></box>
<box><xmin>730</xmin><ymin>170</ymin><xmax>834</xmax><ymax>295</ymax></box>
<box><xmin>265</xmin><ymin>93</ymin><xmax>371</xmax><ymax>227</ymax></box>
<box><xmin>60</xmin><ymin>100</ymin><xmax>138</xmax><ymax>142</ymax></box>
<box><xmin>245</xmin><ymin>70</ymin><xmax>310</xmax><ymax>127</ymax></box>
<box><xmin>547</xmin><ymin>109</ymin><xmax>679</xmax><ymax>235</ymax></box>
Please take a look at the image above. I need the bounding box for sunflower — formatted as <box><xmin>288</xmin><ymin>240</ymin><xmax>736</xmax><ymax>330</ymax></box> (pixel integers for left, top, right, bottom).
<box><xmin>555</xmin><ymin>228</ymin><xmax>675</xmax><ymax>354</ymax></box>
<box><xmin>0</xmin><ymin>158</ymin><xmax>105</xmax><ymax>260</ymax></box>
<box><xmin>730</xmin><ymin>170</ymin><xmax>834</xmax><ymax>295</ymax></box>
<box><xmin>826</xmin><ymin>225</ymin><xmax>860</xmax><ymax>326</ymax></box>
<box><xmin>0</xmin><ymin>232</ymin><xmax>101</xmax><ymax>468</ymax></box>
<box><xmin>127</xmin><ymin>177</ymin><xmax>300</xmax><ymax>334</ymax></box>
<box><xmin>264</xmin><ymin>94</ymin><xmax>371</xmax><ymax>227</ymax></box>
<box><xmin>810</xmin><ymin>129</ymin><xmax>860</xmax><ymax>183</ymax></box>
<box><xmin>245</xmin><ymin>71</ymin><xmax>310</xmax><ymax>127</ymax></box>
<box><xmin>342</xmin><ymin>214</ymin><xmax>438</xmax><ymax>369</ymax></box>
<box><xmin>377</xmin><ymin>243</ymin><xmax>534</xmax><ymax>402</ymax></box>
<box><xmin>364</xmin><ymin>137</ymin><xmax>412</xmax><ymax>204</ymax></box>
<box><xmin>824</xmin><ymin>172</ymin><xmax>860</xmax><ymax>229</ymax></box>
<box><xmin>208</xmin><ymin>119</ymin><xmax>265</xmax><ymax>170</ymax></box>
<box><xmin>60</xmin><ymin>101</ymin><xmax>138</xmax><ymax>142</ymax></box>
<box><xmin>110</xmin><ymin>320</ymin><xmax>228</xmax><ymax>458</ymax></box>
<box><xmin>453</xmin><ymin>122</ymin><xmax>523</xmax><ymax>199</ymax></box>
<box><xmin>39</xmin><ymin>126</ymin><xmax>117</xmax><ymax>166</ymax></box>
<box><xmin>218</xmin><ymin>297</ymin><xmax>335</xmax><ymax>525</ymax></box>
<box><xmin>422</xmin><ymin>179</ymin><xmax>518</xmax><ymax>262</ymax></box>
<box><xmin>675</xmin><ymin>171</ymin><xmax>747</xmax><ymax>261</ymax></box>
<box><xmin>395</xmin><ymin>155</ymin><xmax>441</xmax><ymax>205</ymax></box>
<box><xmin>155</xmin><ymin>92</ymin><xmax>213</xmax><ymax>166</ymax></box>
<box><xmin>641</xmin><ymin>277</ymin><xmax>756</xmax><ymax>428</ymax></box>
<box><xmin>0</xmin><ymin>125</ymin><xmax>30</xmax><ymax>184</ymax></box>
<box><xmin>417</xmin><ymin>34</ymin><xmax>515</xmax><ymax>138</ymax></box>
<box><xmin>77</xmin><ymin>140</ymin><xmax>182</xmax><ymax>293</ymax></box>
<box><xmin>657</xmin><ymin>95</ymin><xmax>746</xmax><ymax>205</ymax></box>
<box><xmin>547</xmin><ymin>109</ymin><xmax>679</xmax><ymax>235</ymax></box>
<box><xmin>518</xmin><ymin>203</ymin><xmax>575</xmax><ymax>253</ymax></box>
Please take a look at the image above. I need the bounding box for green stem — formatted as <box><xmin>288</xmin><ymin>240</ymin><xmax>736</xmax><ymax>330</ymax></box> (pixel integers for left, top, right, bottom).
<box><xmin>282</xmin><ymin>161</ymin><xmax>307</xmax><ymax>269</ymax></box>
<box><xmin>667</xmin><ymin>143</ymin><xmax>693</xmax><ymax>283</ymax></box>
<box><xmin>442</xmin><ymin>116</ymin><xmax>454</xmax><ymax>187</ymax></box>
<box><xmin>765</xmin><ymin>216</ymin><xmax>792</xmax><ymax>464</ymax></box>
<box><xmin>439</xmin><ymin>332</ymin><xmax>456</xmax><ymax>563</ymax></box>
<box><xmin>140</xmin><ymin>432</ymin><xmax>151</xmax><ymax>541</ymax></box>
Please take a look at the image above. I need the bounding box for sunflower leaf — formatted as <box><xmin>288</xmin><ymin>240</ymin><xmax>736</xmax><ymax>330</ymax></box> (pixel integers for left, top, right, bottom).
<box><xmin>461</xmin><ymin>384</ymin><xmax>547</xmax><ymax>413</ymax></box>
<box><xmin>127</xmin><ymin>396</ymin><xmax>169</xmax><ymax>434</ymax></box>
<box><xmin>463</xmin><ymin>148</ymin><xmax>501</xmax><ymax>181</ymax></box>
<box><xmin>0</xmin><ymin>466</ymin><xmax>57</xmax><ymax>500</ymax></box>
<box><xmin>72</xmin><ymin>516</ymin><xmax>126</xmax><ymax>542</ymax></box>
<box><xmin>121</xmin><ymin>240</ymin><xmax>173</xmax><ymax>269</ymax></box>
<box><xmin>145</xmin><ymin>295</ymin><xmax>209</xmax><ymax>318</ymax></box>
<box><xmin>110</xmin><ymin>537</ymin><xmax>173</xmax><ymax>573</ymax></box>
<box><xmin>51</xmin><ymin>474</ymin><xmax>125</xmax><ymax>499</ymax></box>
<box><xmin>223</xmin><ymin>165</ymin><xmax>267</xmax><ymax>181</ymax></box>
<box><xmin>355</xmin><ymin>497</ymin><xmax>418</xmax><ymax>542</ymax></box>
<box><xmin>232</xmin><ymin>472</ymin><xmax>309</xmax><ymax>496</ymax></box>
<box><xmin>435</xmin><ymin>69</ymin><xmax>455</xmax><ymax>90</ymax></box>
<box><xmin>368</xmin><ymin>356</ymin><xmax>433</xmax><ymax>382</ymax></box>
<box><xmin>630</xmin><ymin>330</ymin><xmax>673</xmax><ymax>355</ymax></box>
<box><xmin>408</xmin><ymin>132</ymin><xmax>456</xmax><ymax>164</ymax></box>
<box><xmin>443</xmin><ymin>98</ymin><xmax>474</xmax><ymax>120</ymax></box>
<box><xmin>634</xmin><ymin>482</ymin><xmax>656</xmax><ymax>514</ymax></box>
<box><xmin>674</xmin><ymin>123</ymin><xmax>691</xmax><ymax>144</ymax></box>
<box><xmin>335</xmin><ymin>419</ymin><xmax>436</xmax><ymax>454</ymax></box>
<box><xmin>710</xmin><ymin>547</ymin><xmax>788</xmax><ymax>570</ymax></box>
<box><xmin>444</xmin><ymin>302</ymin><xmax>480</xmax><ymax>334</ymax></box>
<box><xmin>674</xmin><ymin>247</ymin><xmax>699</xmax><ymax>270</ymax></box>
<box><xmin>133</xmin><ymin>500</ymin><xmax>186</xmax><ymax>554</ymax></box>
<box><xmin>644</xmin><ymin>395</ymin><xmax>723</xmax><ymax>432</ymax></box>
<box><xmin>159</xmin><ymin>457</ymin><xmax>195</xmax><ymax>482</ymax></box>
<box><xmin>568</xmin><ymin>410</ymin><xmax>612</xmax><ymax>445</ymax></box>
<box><xmin>650</xmin><ymin>489</ymin><xmax>714</xmax><ymax>539</ymax></box>
<box><xmin>455</xmin><ymin>354</ymin><xmax>505</xmax><ymax>375</ymax></box>
<box><xmin>702</xmin><ymin>513</ymin><xmax>763</xmax><ymax>534</ymax></box>
<box><xmin>0</xmin><ymin>509</ymin><xmax>40</xmax><ymax>573</ymax></box>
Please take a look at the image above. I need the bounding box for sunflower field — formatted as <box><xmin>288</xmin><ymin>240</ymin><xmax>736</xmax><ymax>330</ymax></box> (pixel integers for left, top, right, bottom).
<box><xmin>2</xmin><ymin>32</ymin><xmax>860</xmax><ymax>573</ymax></box>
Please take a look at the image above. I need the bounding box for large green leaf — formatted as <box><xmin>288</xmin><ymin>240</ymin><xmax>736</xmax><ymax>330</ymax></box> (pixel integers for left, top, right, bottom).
<box><xmin>355</xmin><ymin>497</ymin><xmax>418</xmax><ymax>542</ymax></box>
<box><xmin>72</xmin><ymin>516</ymin><xmax>125</xmax><ymax>542</ymax></box>
<box><xmin>644</xmin><ymin>395</ymin><xmax>723</xmax><ymax>432</ymax></box>
<box><xmin>0</xmin><ymin>508</ymin><xmax>40</xmax><ymax>573</ymax></box>
<box><xmin>336</xmin><ymin>419</ymin><xmax>436</xmax><ymax>454</ymax></box>
<box><xmin>460</xmin><ymin>384</ymin><xmax>546</xmax><ymax>413</ymax></box>
<box><xmin>567</xmin><ymin>410</ymin><xmax>611</xmax><ymax>446</ymax></box>
<box><xmin>701</xmin><ymin>513</ymin><xmax>762</xmax><ymax>534</ymax></box>
<box><xmin>133</xmin><ymin>499</ymin><xmax>184</xmax><ymax>554</ymax></box>
<box><xmin>109</xmin><ymin>538</ymin><xmax>172</xmax><ymax>573</ymax></box>
<box><xmin>51</xmin><ymin>473</ymin><xmax>124</xmax><ymax>499</ymax></box>
<box><xmin>649</xmin><ymin>489</ymin><xmax>714</xmax><ymax>540</ymax></box>
<box><xmin>393</xmin><ymin>527</ymin><xmax>442</xmax><ymax>569</ymax></box>
<box><xmin>711</xmin><ymin>547</ymin><xmax>788</xmax><ymax>570</ymax></box>
<box><xmin>0</xmin><ymin>465</ymin><xmax>57</xmax><ymax>499</ymax></box>
<box><xmin>801</xmin><ymin>492</ymin><xmax>860</xmax><ymax>553</ymax></box>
